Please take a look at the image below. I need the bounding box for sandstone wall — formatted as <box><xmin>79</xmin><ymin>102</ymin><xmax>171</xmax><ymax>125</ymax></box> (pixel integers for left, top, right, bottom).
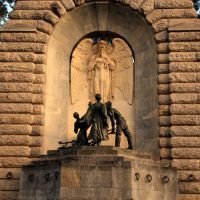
<box><xmin>0</xmin><ymin>0</ymin><xmax>199</xmax><ymax>199</ymax></box>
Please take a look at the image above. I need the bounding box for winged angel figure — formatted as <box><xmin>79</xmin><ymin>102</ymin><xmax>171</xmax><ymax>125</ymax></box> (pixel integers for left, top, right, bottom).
<box><xmin>71</xmin><ymin>38</ymin><xmax>134</xmax><ymax>104</ymax></box>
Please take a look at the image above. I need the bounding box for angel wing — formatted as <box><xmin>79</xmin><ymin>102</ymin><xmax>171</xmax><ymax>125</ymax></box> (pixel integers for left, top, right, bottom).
<box><xmin>112</xmin><ymin>38</ymin><xmax>134</xmax><ymax>105</ymax></box>
<box><xmin>71</xmin><ymin>38</ymin><xmax>93</xmax><ymax>104</ymax></box>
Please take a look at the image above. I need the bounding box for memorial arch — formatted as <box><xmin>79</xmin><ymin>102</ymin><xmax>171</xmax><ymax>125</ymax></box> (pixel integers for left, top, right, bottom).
<box><xmin>44</xmin><ymin>2</ymin><xmax>158</xmax><ymax>156</ymax></box>
<box><xmin>0</xmin><ymin>0</ymin><xmax>199</xmax><ymax>199</ymax></box>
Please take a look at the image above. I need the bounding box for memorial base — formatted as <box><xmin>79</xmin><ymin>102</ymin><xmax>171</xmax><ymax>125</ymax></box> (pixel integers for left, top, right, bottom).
<box><xmin>19</xmin><ymin>146</ymin><xmax>178</xmax><ymax>200</ymax></box>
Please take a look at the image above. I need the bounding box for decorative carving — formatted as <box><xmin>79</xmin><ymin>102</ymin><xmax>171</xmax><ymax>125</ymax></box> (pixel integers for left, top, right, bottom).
<box><xmin>71</xmin><ymin>38</ymin><xmax>134</xmax><ymax>104</ymax></box>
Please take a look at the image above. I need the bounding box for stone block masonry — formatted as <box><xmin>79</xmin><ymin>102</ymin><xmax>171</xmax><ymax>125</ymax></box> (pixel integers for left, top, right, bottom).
<box><xmin>0</xmin><ymin>0</ymin><xmax>199</xmax><ymax>199</ymax></box>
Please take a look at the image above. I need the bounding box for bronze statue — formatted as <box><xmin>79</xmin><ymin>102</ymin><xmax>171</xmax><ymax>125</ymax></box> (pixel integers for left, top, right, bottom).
<box><xmin>86</xmin><ymin>94</ymin><xmax>109</xmax><ymax>145</ymax></box>
<box><xmin>72</xmin><ymin>94</ymin><xmax>133</xmax><ymax>149</ymax></box>
<box><xmin>106</xmin><ymin>101</ymin><xmax>134</xmax><ymax>149</ymax></box>
<box><xmin>73</xmin><ymin>112</ymin><xmax>89</xmax><ymax>145</ymax></box>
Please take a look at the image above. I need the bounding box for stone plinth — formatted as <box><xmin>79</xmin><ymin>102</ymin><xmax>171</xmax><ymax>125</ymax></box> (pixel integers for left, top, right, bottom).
<box><xmin>19</xmin><ymin>146</ymin><xmax>178</xmax><ymax>200</ymax></box>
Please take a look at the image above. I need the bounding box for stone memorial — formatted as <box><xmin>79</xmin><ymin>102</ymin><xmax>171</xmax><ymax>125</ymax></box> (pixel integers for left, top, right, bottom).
<box><xmin>0</xmin><ymin>0</ymin><xmax>199</xmax><ymax>200</ymax></box>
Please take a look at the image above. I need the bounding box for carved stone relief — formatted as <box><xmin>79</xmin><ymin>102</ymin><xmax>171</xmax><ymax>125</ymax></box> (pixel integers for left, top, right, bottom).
<box><xmin>71</xmin><ymin>38</ymin><xmax>134</xmax><ymax>104</ymax></box>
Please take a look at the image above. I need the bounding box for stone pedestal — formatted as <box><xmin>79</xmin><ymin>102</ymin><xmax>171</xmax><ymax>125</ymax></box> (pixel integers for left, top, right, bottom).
<box><xmin>19</xmin><ymin>146</ymin><xmax>178</xmax><ymax>200</ymax></box>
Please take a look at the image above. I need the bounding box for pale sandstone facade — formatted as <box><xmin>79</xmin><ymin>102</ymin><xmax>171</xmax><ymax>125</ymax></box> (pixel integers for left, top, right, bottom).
<box><xmin>0</xmin><ymin>0</ymin><xmax>199</xmax><ymax>199</ymax></box>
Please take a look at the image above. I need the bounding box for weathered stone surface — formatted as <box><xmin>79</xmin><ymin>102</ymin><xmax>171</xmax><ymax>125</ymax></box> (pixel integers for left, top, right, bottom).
<box><xmin>158</xmin><ymin>84</ymin><xmax>170</xmax><ymax>94</ymax></box>
<box><xmin>155</xmin><ymin>0</ymin><xmax>193</xmax><ymax>9</ymax></box>
<box><xmin>36</xmin><ymin>32</ymin><xmax>49</xmax><ymax>44</ymax></box>
<box><xmin>158</xmin><ymin>74</ymin><xmax>169</xmax><ymax>84</ymax></box>
<box><xmin>31</xmin><ymin>125</ymin><xmax>43</xmax><ymax>136</ymax></box>
<box><xmin>157</xmin><ymin>43</ymin><xmax>168</xmax><ymax>53</ymax></box>
<box><xmin>172</xmin><ymin>159</ymin><xmax>200</xmax><ymax>170</ymax></box>
<box><xmin>171</xmin><ymin>104</ymin><xmax>200</xmax><ymax>115</ymax></box>
<box><xmin>178</xmin><ymin>171</ymin><xmax>200</xmax><ymax>182</ymax></box>
<box><xmin>31</xmin><ymin>115</ymin><xmax>43</xmax><ymax>125</ymax></box>
<box><xmin>147</xmin><ymin>9</ymin><xmax>196</xmax><ymax>24</ymax></box>
<box><xmin>159</xmin><ymin>64</ymin><xmax>169</xmax><ymax>74</ymax></box>
<box><xmin>161</xmin><ymin>137</ymin><xmax>200</xmax><ymax>148</ymax></box>
<box><xmin>141</xmin><ymin>0</ymin><xmax>154</xmax><ymax>15</ymax></box>
<box><xmin>160</xmin><ymin>148</ymin><xmax>171</xmax><ymax>159</ymax></box>
<box><xmin>169</xmin><ymin>73</ymin><xmax>200</xmax><ymax>83</ymax></box>
<box><xmin>159</xmin><ymin>95</ymin><xmax>170</xmax><ymax>105</ymax></box>
<box><xmin>0</xmin><ymin>146</ymin><xmax>30</xmax><ymax>157</ymax></box>
<box><xmin>169</xmin><ymin>42</ymin><xmax>200</xmax><ymax>52</ymax></box>
<box><xmin>0</xmin><ymin>103</ymin><xmax>33</xmax><ymax>114</ymax></box>
<box><xmin>171</xmin><ymin>126</ymin><xmax>200</xmax><ymax>137</ymax></box>
<box><xmin>159</xmin><ymin>105</ymin><xmax>170</xmax><ymax>115</ymax></box>
<box><xmin>159</xmin><ymin>138</ymin><xmax>171</xmax><ymax>148</ymax></box>
<box><xmin>155</xmin><ymin>31</ymin><xmax>168</xmax><ymax>42</ymax></box>
<box><xmin>0</xmin><ymin>43</ymin><xmax>46</xmax><ymax>53</ymax></box>
<box><xmin>33</xmin><ymin>84</ymin><xmax>44</xmax><ymax>94</ymax></box>
<box><xmin>171</xmin><ymin>115</ymin><xmax>200</xmax><ymax>126</ymax></box>
<box><xmin>30</xmin><ymin>136</ymin><xmax>42</xmax><ymax>147</ymax></box>
<box><xmin>129</xmin><ymin>0</ymin><xmax>145</xmax><ymax>9</ymax></box>
<box><xmin>0</xmin><ymin>135</ymin><xmax>31</xmax><ymax>146</ymax></box>
<box><xmin>152</xmin><ymin>19</ymin><xmax>168</xmax><ymax>33</ymax></box>
<box><xmin>0</xmin><ymin>180</ymin><xmax>19</xmax><ymax>191</ymax></box>
<box><xmin>169</xmin><ymin>52</ymin><xmax>200</xmax><ymax>62</ymax></box>
<box><xmin>30</xmin><ymin>147</ymin><xmax>41</xmax><ymax>157</ymax></box>
<box><xmin>160</xmin><ymin>127</ymin><xmax>170</xmax><ymax>137</ymax></box>
<box><xmin>159</xmin><ymin>116</ymin><xmax>171</xmax><ymax>126</ymax></box>
<box><xmin>0</xmin><ymin>83</ymin><xmax>33</xmax><ymax>93</ymax></box>
<box><xmin>163</xmin><ymin>8</ymin><xmax>196</xmax><ymax>18</ymax></box>
<box><xmin>0</xmin><ymin>19</ymin><xmax>37</xmax><ymax>32</ymax></box>
<box><xmin>171</xmin><ymin>83</ymin><xmax>200</xmax><ymax>93</ymax></box>
<box><xmin>178</xmin><ymin>194</ymin><xmax>200</xmax><ymax>200</ymax></box>
<box><xmin>32</xmin><ymin>94</ymin><xmax>44</xmax><ymax>104</ymax></box>
<box><xmin>73</xmin><ymin>0</ymin><xmax>84</xmax><ymax>6</ymax></box>
<box><xmin>158</xmin><ymin>54</ymin><xmax>169</xmax><ymax>63</ymax></box>
<box><xmin>34</xmin><ymin>74</ymin><xmax>44</xmax><ymax>83</ymax></box>
<box><xmin>0</xmin><ymin>52</ymin><xmax>35</xmax><ymax>62</ymax></box>
<box><xmin>0</xmin><ymin>124</ymin><xmax>31</xmax><ymax>135</ymax></box>
<box><xmin>0</xmin><ymin>62</ymin><xmax>35</xmax><ymax>72</ymax></box>
<box><xmin>0</xmin><ymin>32</ymin><xmax>36</xmax><ymax>42</ymax></box>
<box><xmin>37</xmin><ymin>20</ymin><xmax>53</xmax><ymax>34</ymax></box>
<box><xmin>0</xmin><ymin>93</ymin><xmax>32</xmax><ymax>103</ymax></box>
<box><xmin>33</xmin><ymin>105</ymin><xmax>43</xmax><ymax>114</ymax></box>
<box><xmin>0</xmin><ymin>72</ymin><xmax>34</xmax><ymax>82</ymax></box>
<box><xmin>146</xmin><ymin>9</ymin><xmax>162</xmax><ymax>24</ymax></box>
<box><xmin>0</xmin><ymin>191</ymin><xmax>19</xmax><ymax>200</ymax></box>
<box><xmin>179</xmin><ymin>182</ymin><xmax>200</xmax><ymax>194</ymax></box>
<box><xmin>34</xmin><ymin>54</ymin><xmax>46</xmax><ymax>64</ymax></box>
<box><xmin>16</xmin><ymin>1</ymin><xmax>66</xmax><ymax>16</ymax></box>
<box><xmin>168</xmin><ymin>19</ymin><xmax>200</xmax><ymax>29</ymax></box>
<box><xmin>0</xmin><ymin>114</ymin><xmax>32</xmax><ymax>124</ymax></box>
<box><xmin>169</xmin><ymin>32</ymin><xmax>200</xmax><ymax>42</ymax></box>
<box><xmin>172</xmin><ymin>148</ymin><xmax>200</xmax><ymax>159</ymax></box>
<box><xmin>10</xmin><ymin>10</ymin><xmax>59</xmax><ymax>25</ymax></box>
<box><xmin>0</xmin><ymin>157</ymin><xmax>31</xmax><ymax>167</ymax></box>
<box><xmin>61</xmin><ymin>0</ymin><xmax>75</xmax><ymax>10</ymax></box>
<box><xmin>0</xmin><ymin>168</ymin><xmax>21</xmax><ymax>179</ymax></box>
<box><xmin>170</xmin><ymin>93</ymin><xmax>200</xmax><ymax>104</ymax></box>
<box><xmin>171</xmin><ymin>137</ymin><xmax>200</xmax><ymax>148</ymax></box>
<box><xmin>35</xmin><ymin>64</ymin><xmax>45</xmax><ymax>74</ymax></box>
<box><xmin>170</xmin><ymin>62</ymin><xmax>200</xmax><ymax>72</ymax></box>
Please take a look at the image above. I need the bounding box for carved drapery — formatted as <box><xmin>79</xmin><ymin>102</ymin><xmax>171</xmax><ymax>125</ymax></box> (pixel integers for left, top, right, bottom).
<box><xmin>71</xmin><ymin>38</ymin><xmax>134</xmax><ymax>104</ymax></box>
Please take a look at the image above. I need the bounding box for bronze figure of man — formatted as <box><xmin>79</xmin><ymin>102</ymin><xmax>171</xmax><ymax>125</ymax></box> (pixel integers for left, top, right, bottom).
<box><xmin>106</xmin><ymin>101</ymin><xmax>134</xmax><ymax>149</ymax></box>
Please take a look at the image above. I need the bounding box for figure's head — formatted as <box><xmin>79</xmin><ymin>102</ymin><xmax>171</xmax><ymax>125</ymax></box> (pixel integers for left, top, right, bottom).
<box><xmin>106</xmin><ymin>101</ymin><xmax>112</xmax><ymax>109</ymax></box>
<box><xmin>97</xmin><ymin>40</ymin><xmax>107</xmax><ymax>53</ymax></box>
<box><xmin>95</xmin><ymin>93</ymin><xmax>102</xmax><ymax>101</ymax></box>
<box><xmin>73</xmin><ymin>112</ymin><xmax>79</xmax><ymax>119</ymax></box>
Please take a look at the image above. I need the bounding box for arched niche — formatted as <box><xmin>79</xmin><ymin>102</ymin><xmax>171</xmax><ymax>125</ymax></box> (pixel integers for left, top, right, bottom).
<box><xmin>44</xmin><ymin>2</ymin><xmax>158</xmax><ymax>157</ymax></box>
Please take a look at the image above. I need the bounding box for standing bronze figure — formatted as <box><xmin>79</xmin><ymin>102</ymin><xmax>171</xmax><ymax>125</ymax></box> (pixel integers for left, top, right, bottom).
<box><xmin>86</xmin><ymin>94</ymin><xmax>109</xmax><ymax>145</ymax></box>
<box><xmin>106</xmin><ymin>101</ymin><xmax>134</xmax><ymax>149</ymax></box>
